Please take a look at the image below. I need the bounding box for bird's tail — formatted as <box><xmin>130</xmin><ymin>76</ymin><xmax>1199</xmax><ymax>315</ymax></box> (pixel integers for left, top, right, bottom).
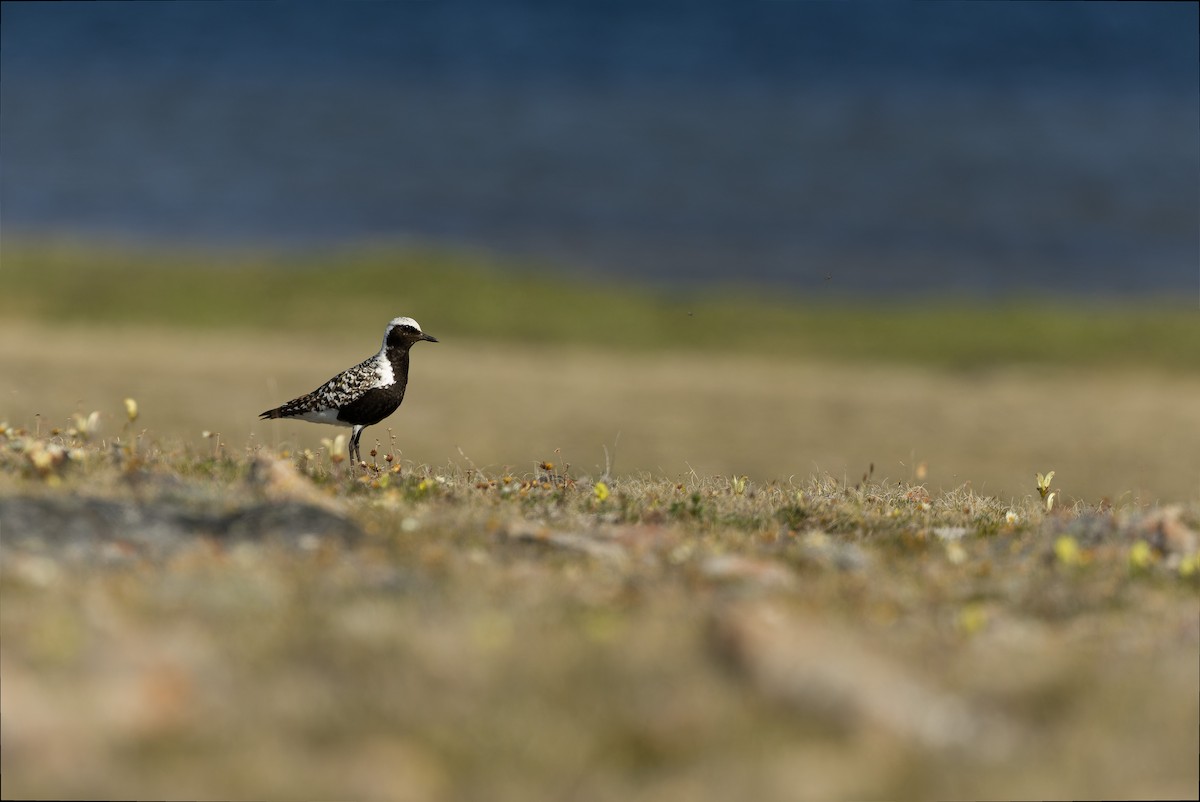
<box><xmin>259</xmin><ymin>407</ymin><xmax>285</xmax><ymax>420</ymax></box>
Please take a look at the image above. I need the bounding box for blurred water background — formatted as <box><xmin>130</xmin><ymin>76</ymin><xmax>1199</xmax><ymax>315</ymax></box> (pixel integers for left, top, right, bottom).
<box><xmin>2</xmin><ymin>1</ymin><xmax>1197</xmax><ymax>297</ymax></box>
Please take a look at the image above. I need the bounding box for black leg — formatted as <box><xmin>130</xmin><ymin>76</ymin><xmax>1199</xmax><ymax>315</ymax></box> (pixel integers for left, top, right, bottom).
<box><xmin>350</xmin><ymin>425</ymin><xmax>363</xmax><ymax>465</ymax></box>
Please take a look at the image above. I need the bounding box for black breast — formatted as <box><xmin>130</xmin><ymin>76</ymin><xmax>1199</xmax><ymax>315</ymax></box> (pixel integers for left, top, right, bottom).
<box><xmin>335</xmin><ymin>385</ymin><xmax>404</xmax><ymax>426</ymax></box>
<box><xmin>335</xmin><ymin>347</ymin><xmax>410</xmax><ymax>427</ymax></box>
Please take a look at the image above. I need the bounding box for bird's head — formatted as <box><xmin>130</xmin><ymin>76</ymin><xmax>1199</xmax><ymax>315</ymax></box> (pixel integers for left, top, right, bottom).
<box><xmin>384</xmin><ymin>316</ymin><xmax>438</xmax><ymax>349</ymax></box>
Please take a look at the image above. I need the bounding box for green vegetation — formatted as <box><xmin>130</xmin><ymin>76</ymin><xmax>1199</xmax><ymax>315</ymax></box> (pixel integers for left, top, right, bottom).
<box><xmin>2</xmin><ymin>424</ymin><xmax>1197</xmax><ymax>799</ymax></box>
<box><xmin>4</xmin><ymin>238</ymin><xmax>1197</xmax><ymax>369</ymax></box>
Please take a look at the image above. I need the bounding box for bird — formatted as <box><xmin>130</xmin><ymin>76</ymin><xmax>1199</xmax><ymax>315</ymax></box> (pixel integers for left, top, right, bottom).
<box><xmin>259</xmin><ymin>316</ymin><xmax>438</xmax><ymax>465</ymax></box>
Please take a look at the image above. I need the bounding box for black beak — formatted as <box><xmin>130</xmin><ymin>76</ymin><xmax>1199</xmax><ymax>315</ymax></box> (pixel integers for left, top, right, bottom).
<box><xmin>420</xmin><ymin>333</ymin><xmax>439</xmax><ymax>343</ymax></box>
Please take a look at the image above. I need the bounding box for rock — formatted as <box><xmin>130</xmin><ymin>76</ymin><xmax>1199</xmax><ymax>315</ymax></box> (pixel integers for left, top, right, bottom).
<box><xmin>700</xmin><ymin>554</ymin><xmax>796</xmax><ymax>590</ymax></box>
<box><xmin>1041</xmin><ymin>506</ymin><xmax>1200</xmax><ymax>557</ymax></box>
<box><xmin>933</xmin><ymin>526</ymin><xmax>968</xmax><ymax>541</ymax></box>
<box><xmin>710</xmin><ymin>602</ymin><xmax>1016</xmax><ymax>757</ymax></box>
<box><xmin>795</xmin><ymin>530</ymin><xmax>870</xmax><ymax>573</ymax></box>
<box><xmin>503</xmin><ymin>521</ymin><xmax>629</xmax><ymax>567</ymax></box>
<box><xmin>1129</xmin><ymin>505</ymin><xmax>1198</xmax><ymax>557</ymax></box>
<box><xmin>247</xmin><ymin>453</ymin><xmax>345</xmax><ymax>513</ymax></box>
<box><xmin>0</xmin><ymin>497</ymin><xmax>185</xmax><ymax>555</ymax></box>
<box><xmin>219</xmin><ymin>502</ymin><xmax>362</xmax><ymax>544</ymax></box>
<box><xmin>0</xmin><ymin>495</ymin><xmax>361</xmax><ymax>558</ymax></box>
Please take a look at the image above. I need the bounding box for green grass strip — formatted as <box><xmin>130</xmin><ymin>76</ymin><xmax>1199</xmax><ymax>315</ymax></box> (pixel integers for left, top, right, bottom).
<box><xmin>3</xmin><ymin>238</ymin><xmax>1196</xmax><ymax>369</ymax></box>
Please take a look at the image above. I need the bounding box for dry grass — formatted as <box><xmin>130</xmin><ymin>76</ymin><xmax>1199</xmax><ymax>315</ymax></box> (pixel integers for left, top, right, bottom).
<box><xmin>2</xmin><ymin>320</ymin><xmax>1198</xmax><ymax>502</ymax></box>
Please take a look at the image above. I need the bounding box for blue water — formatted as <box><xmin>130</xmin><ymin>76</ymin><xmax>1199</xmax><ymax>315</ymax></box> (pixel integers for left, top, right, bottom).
<box><xmin>2</xmin><ymin>1</ymin><xmax>1197</xmax><ymax>296</ymax></box>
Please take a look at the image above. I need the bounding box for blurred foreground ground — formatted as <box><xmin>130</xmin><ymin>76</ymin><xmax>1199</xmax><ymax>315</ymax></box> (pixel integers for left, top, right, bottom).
<box><xmin>1</xmin><ymin>438</ymin><xmax>1197</xmax><ymax>800</ymax></box>
<box><xmin>2</xmin><ymin>320</ymin><xmax>1198</xmax><ymax>502</ymax></box>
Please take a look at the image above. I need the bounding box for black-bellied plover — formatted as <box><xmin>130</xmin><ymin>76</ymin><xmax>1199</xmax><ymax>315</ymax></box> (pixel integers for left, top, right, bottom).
<box><xmin>260</xmin><ymin>316</ymin><xmax>438</xmax><ymax>465</ymax></box>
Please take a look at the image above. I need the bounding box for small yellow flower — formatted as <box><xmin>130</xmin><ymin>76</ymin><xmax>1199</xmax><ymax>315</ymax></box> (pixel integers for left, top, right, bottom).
<box><xmin>1128</xmin><ymin>540</ymin><xmax>1154</xmax><ymax>571</ymax></box>
<box><xmin>123</xmin><ymin>397</ymin><xmax>139</xmax><ymax>423</ymax></box>
<box><xmin>593</xmin><ymin>481</ymin><xmax>610</xmax><ymax>503</ymax></box>
<box><xmin>1054</xmin><ymin>535</ymin><xmax>1083</xmax><ymax>566</ymax></box>
<box><xmin>731</xmin><ymin>475</ymin><xmax>748</xmax><ymax>495</ymax></box>
<box><xmin>956</xmin><ymin>603</ymin><xmax>988</xmax><ymax>635</ymax></box>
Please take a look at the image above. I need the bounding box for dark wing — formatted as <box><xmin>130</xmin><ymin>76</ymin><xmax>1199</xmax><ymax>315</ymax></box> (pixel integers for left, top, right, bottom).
<box><xmin>259</xmin><ymin>354</ymin><xmax>382</xmax><ymax>419</ymax></box>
